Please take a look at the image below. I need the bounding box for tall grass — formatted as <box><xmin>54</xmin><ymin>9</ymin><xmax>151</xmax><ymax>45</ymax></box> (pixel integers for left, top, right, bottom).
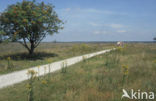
<box><xmin>0</xmin><ymin>43</ymin><xmax>155</xmax><ymax>101</ymax></box>
<box><xmin>0</xmin><ymin>42</ymin><xmax>114</xmax><ymax>74</ymax></box>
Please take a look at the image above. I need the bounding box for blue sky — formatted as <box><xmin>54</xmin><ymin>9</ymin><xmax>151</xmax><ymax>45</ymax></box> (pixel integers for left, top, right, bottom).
<box><xmin>0</xmin><ymin>0</ymin><xmax>156</xmax><ymax>41</ymax></box>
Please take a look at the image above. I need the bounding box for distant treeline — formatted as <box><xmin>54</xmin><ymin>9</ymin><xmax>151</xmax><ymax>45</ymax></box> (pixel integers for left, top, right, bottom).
<box><xmin>1</xmin><ymin>41</ymin><xmax>155</xmax><ymax>44</ymax></box>
<box><xmin>50</xmin><ymin>41</ymin><xmax>156</xmax><ymax>43</ymax></box>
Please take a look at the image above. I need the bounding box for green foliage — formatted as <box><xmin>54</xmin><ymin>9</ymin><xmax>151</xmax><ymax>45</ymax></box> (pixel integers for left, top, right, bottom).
<box><xmin>0</xmin><ymin>31</ymin><xmax>2</xmax><ymax>42</ymax></box>
<box><xmin>0</xmin><ymin>31</ymin><xmax>7</xmax><ymax>43</ymax></box>
<box><xmin>0</xmin><ymin>0</ymin><xmax>63</xmax><ymax>54</ymax></box>
<box><xmin>104</xmin><ymin>53</ymin><xmax>120</xmax><ymax>68</ymax></box>
<box><xmin>61</xmin><ymin>61</ymin><xmax>67</xmax><ymax>73</ymax></box>
<box><xmin>26</xmin><ymin>70</ymin><xmax>37</xmax><ymax>101</ymax></box>
<box><xmin>71</xmin><ymin>44</ymin><xmax>91</xmax><ymax>55</ymax></box>
<box><xmin>82</xmin><ymin>56</ymin><xmax>87</xmax><ymax>62</ymax></box>
<box><xmin>122</xmin><ymin>65</ymin><xmax>129</xmax><ymax>86</ymax></box>
<box><xmin>6</xmin><ymin>56</ymin><xmax>14</xmax><ymax>70</ymax></box>
<box><xmin>79</xmin><ymin>44</ymin><xmax>90</xmax><ymax>52</ymax></box>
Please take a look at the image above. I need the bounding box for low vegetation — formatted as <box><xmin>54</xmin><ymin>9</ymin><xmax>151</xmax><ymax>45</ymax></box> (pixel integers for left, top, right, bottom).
<box><xmin>0</xmin><ymin>42</ymin><xmax>114</xmax><ymax>74</ymax></box>
<box><xmin>0</xmin><ymin>43</ymin><xmax>155</xmax><ymax>101</ymax></box>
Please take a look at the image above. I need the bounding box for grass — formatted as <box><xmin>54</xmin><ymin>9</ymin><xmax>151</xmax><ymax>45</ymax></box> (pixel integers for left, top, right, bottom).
<box><xmin>0</xmin><ymin>42</ymin><xmax>114</xmax><ymax>74</ymax></box>
<box><xmin>0</xmin><ymin>43</ymin><xmax>156</xmax><ymax>101</ymax></box>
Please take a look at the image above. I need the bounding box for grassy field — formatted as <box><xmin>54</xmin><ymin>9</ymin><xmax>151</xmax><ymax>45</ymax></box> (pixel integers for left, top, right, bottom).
<box><xmin>0</xmin><ymin>43</ymin><xmax>155</xmax><ymax>101</ymax></box>
<box><xmin>0</xmin><ymin>42</ymin><xmax>114</xmax><ymax>74</ymax></box>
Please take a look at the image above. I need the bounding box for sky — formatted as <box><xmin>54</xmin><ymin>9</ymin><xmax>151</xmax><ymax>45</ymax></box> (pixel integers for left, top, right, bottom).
<box><xmin>0</xmin><ymin>0</ymin><xmax>156</xmax><ymax>42</ymax></box>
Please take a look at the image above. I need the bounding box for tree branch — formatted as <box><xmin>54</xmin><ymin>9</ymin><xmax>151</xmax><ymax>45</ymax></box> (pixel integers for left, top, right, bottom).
<box><xmin>34</xmin><ymin>33</ymin><xmax>46</xmax><ymax>48</ymax></box>
<box><xmin>18</xmin><ymin>38</ymin><xmax>31</xmax><ymax>52</ymax></box>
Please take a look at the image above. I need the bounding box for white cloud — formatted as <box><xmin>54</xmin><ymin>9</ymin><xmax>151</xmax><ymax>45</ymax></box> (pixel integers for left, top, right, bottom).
<box><xmin>89</xmin><ymin>22</ymin><xmax>101</xmax><ymax>27</ymax></box>
<box><xmin>117</xmin><ymin>30</ymin><xmax>127</xmax><ymax>33</ymax></box>
<box><xmin>107</xmin><ymin>24</ymin><xmax>124</xmax><ymax>29</ymax></box>
<box><xmin>93</xmin><ymin>30</ymin><xmax>108</xmax><ymax>35</ymax></box>
<box><xmin>93</xmin><ymin>30</ymin><xmax>127</xmax><ymax>35</ymax></box>
<box><xmin>82</xmin><ymin>8</ymin><xmax>114</xmax><ymax>14</ymax></box>
<box><xmin>57</xmin><ymin>8</ymin><xmax>115</xmax><ymax>15</ymax></box>
<box><xmin>89</xmin><ymin>22</ymin><xmax>125</xmax><ymax>29</ymax></box>
<box><xmin>57</xmin><ymin>8</ymin><xmax>71</xmax><ymax>13</ymax></box>
<box><xmin>64</xmin><ymin>8</ymin><xmax>71</xmax><ymax>12</ymax></box>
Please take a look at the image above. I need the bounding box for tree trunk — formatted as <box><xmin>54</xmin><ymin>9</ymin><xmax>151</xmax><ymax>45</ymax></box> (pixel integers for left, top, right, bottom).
<box><xmin>29</xmin><ymin>41</ymin><xmax>35</xmax><ymax>55</ymax></box>
<box><xmin>29</xmin><ymin>48</ymin><xmax>34</xmax><ymax>55</ymax></box>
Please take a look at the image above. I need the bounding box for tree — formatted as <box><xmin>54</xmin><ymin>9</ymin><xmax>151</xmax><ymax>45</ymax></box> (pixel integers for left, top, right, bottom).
<box><xmin>0</xmin><ymin>33</ymin><xmax>2</xmax><ymax>43</ymax></box>
<box><xmin>0</xmin><ymin>31</ymin><xmax>6</xmax><ymax>43</ymax></box>
<box><xmin>0</xmin><ymin>0</ymin><xmax>63</xmax><ymax>55</ymax></box>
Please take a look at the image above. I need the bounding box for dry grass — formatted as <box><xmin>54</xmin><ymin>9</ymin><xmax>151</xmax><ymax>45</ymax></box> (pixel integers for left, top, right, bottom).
<box><xmin>0</xmin><ymin>43</ymin><xmax>155</xmax><ymax>101</ymax></box>
<box><xmin>0</xmin><ymin>42</ymin><xmax>114</xmax><ymax>74</ymax></box>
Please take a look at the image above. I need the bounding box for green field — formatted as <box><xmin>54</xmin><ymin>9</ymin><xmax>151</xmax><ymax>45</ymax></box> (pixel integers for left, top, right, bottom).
<box><xmin>0</xmin><ymin>42</ymin><xmax>114</xmax><ymax>74</ymax></box>
<box><xmin>0</xmin><ymin>43</ymin><xmax>155</xmax><ymax>101</ymax></box>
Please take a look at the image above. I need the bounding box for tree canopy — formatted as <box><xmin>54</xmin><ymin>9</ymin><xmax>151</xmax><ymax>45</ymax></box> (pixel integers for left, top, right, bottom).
<box><xmin>0</xmin><ymin>0</ymin><xmax>63</xmax><ymax>54</ymax></box>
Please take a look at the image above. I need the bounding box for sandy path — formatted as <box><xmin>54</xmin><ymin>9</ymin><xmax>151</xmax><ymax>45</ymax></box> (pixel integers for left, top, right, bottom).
<box><xmin>0</xmin><ymin>48</ymin><xmax>114</xmax><ymax>89</ymax></box>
